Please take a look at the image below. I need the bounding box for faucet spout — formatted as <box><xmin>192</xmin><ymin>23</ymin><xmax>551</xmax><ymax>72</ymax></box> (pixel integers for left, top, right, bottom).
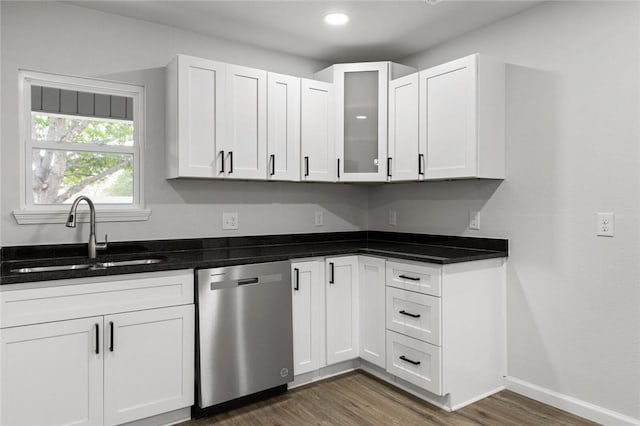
<box><xmin>66</xmin><ymin>196</ymin><xmax>108</xmax><ymax>259</ymax></box>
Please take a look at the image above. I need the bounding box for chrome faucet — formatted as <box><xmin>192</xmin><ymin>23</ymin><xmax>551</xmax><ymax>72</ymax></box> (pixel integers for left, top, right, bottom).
<box><xmin>65</xmin><ymin>196</ymin><xmax>108</xmax><ymax>259</ymax></box>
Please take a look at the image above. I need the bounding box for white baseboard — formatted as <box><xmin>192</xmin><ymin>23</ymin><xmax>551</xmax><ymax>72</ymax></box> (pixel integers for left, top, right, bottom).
<box><xmin>449</xmin><ymin>385</ymin><xmax>505</xmax><ymax>412</ymax></box>
<box><xmin>505</xmin><ymin>377</ymin><xmax>640</xmax><ymax>426</ymax></box>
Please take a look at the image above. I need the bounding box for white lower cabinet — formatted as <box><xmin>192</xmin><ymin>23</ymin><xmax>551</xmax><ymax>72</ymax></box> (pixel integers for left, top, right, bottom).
<box><xmin>0</xmin><ymin>316</ymin><xmax>104</xmax><ymax>426</ymax></box>
<box><xmin>386</xmin><ymin>330</ymin><xmax>442</xmax><ymax>395</ymax></box>
<box><xmin>0</xmin><ymin>270</ymin><xmax>195</xmax><ymax>426</ymax></box>
<box><xmin>104</xmin><ymin>305</ymin><xmax>194</xmax><ymax>426</ymax></box>
<box><xmin>291</xmin><ymin>260</ymin><xmax>325</xmax><ymax>375</ymax></box>
<box><xmin>290</xmin><ymin>255</ymin><xmax>506</xmax><ymax>412</ymax></box>
<box><xmin>358</xmin><ymin>256</ymin><xmax>386</xmax><ymax>368</ymax></box>
<box><xmin>325</xmin><ymin>256</ymin><xmax>359</xmax><ymax>365</ymax></box>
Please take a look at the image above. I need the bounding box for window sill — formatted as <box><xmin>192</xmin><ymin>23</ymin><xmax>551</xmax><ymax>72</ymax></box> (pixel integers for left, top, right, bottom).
<box><xmin>13</xmin><ymin>208</ymin><xmax>152</xmax><ymax>225</ymax></box>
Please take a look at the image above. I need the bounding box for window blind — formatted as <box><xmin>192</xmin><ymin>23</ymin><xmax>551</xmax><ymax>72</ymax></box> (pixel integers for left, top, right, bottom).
<box><xmin>30</xmin><ymin>85</ymin><xmax>134</xmax><ymax>120</ymax></box>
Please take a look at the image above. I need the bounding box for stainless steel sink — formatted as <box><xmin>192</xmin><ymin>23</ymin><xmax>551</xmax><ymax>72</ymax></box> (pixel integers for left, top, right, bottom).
<box><xmin>10</xmin><ymin>258</ymin><xmax>165</xmax><ymax>274</ymax></box>
<box><xmin>94</xmin><ymin>258</ymin><xmax>164</xmax><ymax>268</ymax></box>
<box><xmin>10</xmin><ymin>264</ymin><xmax>93</xmax><ymax>273</ymax></box>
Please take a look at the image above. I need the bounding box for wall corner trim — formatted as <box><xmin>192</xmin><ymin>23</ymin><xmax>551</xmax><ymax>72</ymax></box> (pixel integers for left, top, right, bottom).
<box><xmin>505</xmin><ymin>376</ymin><xmax>639</xmax><ymax>426</ymax></box>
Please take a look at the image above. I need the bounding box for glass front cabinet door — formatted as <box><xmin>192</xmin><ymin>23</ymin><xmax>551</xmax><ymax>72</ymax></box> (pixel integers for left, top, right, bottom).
<box><xmin>315</xmin><ymin>62</ymin><xmax>415</xmax><ymax>182</ymax></box>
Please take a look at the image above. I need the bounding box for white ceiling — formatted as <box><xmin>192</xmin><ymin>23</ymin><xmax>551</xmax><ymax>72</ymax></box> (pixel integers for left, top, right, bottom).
<box><xmin>67</xmin><ymin>1</ymin><xmax>540</xmax><ymax>63</ymax></box>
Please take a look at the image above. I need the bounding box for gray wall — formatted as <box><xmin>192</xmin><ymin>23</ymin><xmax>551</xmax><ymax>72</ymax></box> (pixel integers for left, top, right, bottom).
<box><xmin>369</xmin><ymin>1</ymin><xmax>640</xmax><ymax>419</ymax></box>
<box><xmin>0</xmin><ymin>1</ymin><xmax>368</xmax><ymax>246</ymax></box>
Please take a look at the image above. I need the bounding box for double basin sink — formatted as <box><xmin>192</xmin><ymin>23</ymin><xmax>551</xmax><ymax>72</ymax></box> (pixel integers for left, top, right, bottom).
<box><xmin>10</xmin><ymin>258</ymin><xmax>165</xmax><ymax>274</ymax></box>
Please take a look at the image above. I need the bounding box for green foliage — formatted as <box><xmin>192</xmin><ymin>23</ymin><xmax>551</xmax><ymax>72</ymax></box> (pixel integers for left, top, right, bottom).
<box><xmin>32</xmin><ymin>113</ymin><xmax>135</xmax><ymax>202</ymax></box>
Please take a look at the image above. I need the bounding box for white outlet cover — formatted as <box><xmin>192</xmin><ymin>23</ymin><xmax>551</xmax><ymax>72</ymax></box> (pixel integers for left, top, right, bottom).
<box><xmin>222</xmin><ymin>212</ymin><xmax>239</xmax><ymax>230</ymax></box>
<box><xmin>469</xmin><ymin>211</ymin><xmax>480</xmax><ymax>230</ymax></box>
<box><xmin>596</xmin><ymin>212</ymin><xmax>614</xmax><ymax>237</ymax></box>
<box><xmin>389</xmin><ymin>210</ymin><xmax>397</xmax><ymax>226</ymax></box>
<box><xmin>314</xmin><ymin>211</ymin><xmax>324</xmax><ymax>227</ymax></box>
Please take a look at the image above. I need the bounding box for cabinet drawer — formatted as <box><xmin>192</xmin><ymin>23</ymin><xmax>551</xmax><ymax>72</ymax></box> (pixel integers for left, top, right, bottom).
<box><xmin>386</xmin><ymin>330</ymin><xmax>442</xmax><ymax>395</ymax></box>
<box><xmin>386</xmin><ymin>287</ymin><xmax>441</xmax><ymax>346</ymax></box>
<box><xmin>386</xmin><ymin>261</ymin><xmax>441</xmax><ymax>296</ymax></box>
<box><xmin>0</xmin><ymin>270</ymin><xmax>194</xmax><ymax>328</ymax></box>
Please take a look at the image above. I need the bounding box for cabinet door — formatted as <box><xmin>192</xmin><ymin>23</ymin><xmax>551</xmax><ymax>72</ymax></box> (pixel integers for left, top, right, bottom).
<box><xmin>358</xmin><ymin>256</ymin><xmax>386</xmax><ymax>369</ymax></box>
<box><xmin>389</xmin><ymin>73</ymin><xmax>421</xmax><ymax>181</ymax></box>
<box><xmin>335</xmin><ymin>62</ymin><xmax>388</xmax><ymax>182</ymax></box>
<box><xmin>325</xmin><ymin>256</ymin><xmax>359</xmax><ymax>365</ymax></box>
<box><xmin>172</xmin><ymin>55</ymin><xmax>226</xmax><ymax>178</ymax></box>
<box><xmin>291</xmin><ymin>261</ymin><xmax>325</xmax><ymax>375</ymax></box>
<box><xmin>268</xmin><ymin>73</ymin><xmax>301</xmax><ymax>181</ymax></box>
<box><xmin>103</xmin><ymin>305</ymin><xmax>194</xmax><ymax>426</ymax></box>
<box><xmin>0</xmin><ymin>317</ymin><xmax>103</xmax><ymax>426</ymax></box>
<box><xmin>300</xmin><ymin>79</ymin><xmax>336</xmax><ymax>182</ymax></box>
<box><xmin>224</xmin><ymin>65</ymin><xmax>267</xmax><ymax>180</ymax></box>
<box><xmin>419</xmin><ymin>55</ymin><xmax>477</xmax><ymax>179</ymax></box>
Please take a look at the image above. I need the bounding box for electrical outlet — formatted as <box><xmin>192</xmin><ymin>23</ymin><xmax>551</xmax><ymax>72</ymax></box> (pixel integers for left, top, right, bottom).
<box><xmin>596</xmin><ymin>212</ymin><xmax>614</xmax><ymax>237</ymax></box>
<box><xmin>222</xmin><ymin>212</ymin><xmax>238</xmax><ymax>230</ymax></box>
<box><xmin>389</xmin><ymin>210</ymin><xmax>397</xmax><ymax>226</ymax></box>
<box><xmin>314</xmin><ymin>211</ymin><xmax>324</xmax><ymax>227</ymax></box>
<box><xmin>469</xmin><ymin>211</ymin><xmax>481</xmax><ymax>230</ymax></box>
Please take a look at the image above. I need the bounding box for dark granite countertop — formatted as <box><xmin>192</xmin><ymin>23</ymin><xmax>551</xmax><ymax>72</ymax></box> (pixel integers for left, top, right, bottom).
<box><xmin>0</xmin><ymin>231</ymin><xmax>508</xmax><ymax>285</ymax></box>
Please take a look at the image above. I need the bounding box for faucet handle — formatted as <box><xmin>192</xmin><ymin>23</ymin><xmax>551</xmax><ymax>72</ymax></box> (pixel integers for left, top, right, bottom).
<box><xmin>96</xmin><ymin>234</ymin><xmax>108</xmax><ymax>251</ymax></box>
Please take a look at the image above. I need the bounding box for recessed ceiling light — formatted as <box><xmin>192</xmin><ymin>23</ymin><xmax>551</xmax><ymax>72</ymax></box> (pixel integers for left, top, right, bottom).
<box><xmin>356</xmin><ymin>115</ymin><xmax>367</xmax><ymax>120</ymax></box>
<box><xmin>324</xmin><ymin>13</ymin><xmax>349</xmax><ymax>26</ymax></box>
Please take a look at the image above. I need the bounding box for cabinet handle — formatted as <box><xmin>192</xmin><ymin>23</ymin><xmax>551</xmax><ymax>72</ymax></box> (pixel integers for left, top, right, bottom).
<box><xmin>229</xmin><ymin>151</ymin><xmax>233</xmax><ymax>174</ymax></box>
<box><xmin>304</xmin><ymin>156</ymin><xmax>309</xmax><ymax>177</ymax></box>
<box><xmin>387</xmin><ymin>157</ymin><xmax>392</xmax><ymax>178</ymax></box>
<box><xmin>399</xmin><ymin>355</ymin><xmax>421</xmax><ymax>366</ymax></box>
<box><xmin>94</xmin><ymin>323</ymin><xmax>100</xmax><ymax>354</ymax></box>
<box><xmin>329</xmin><ymin>262</ymin><xmax>335</xmax><ymax>284</ymax></box>
<box><xmin>294</xmin><ymin>268</ymin><xmax>300</xmax><ymax>291</ymax></box>
<box><xmin>418</xmin><ymin>153</ymin><xmax>425</xmax><ymax>176</ymax></box>
<box><xmin>109</xmin><ymin>321</ymin><xmax>114</xmax><ymax>352</ymax></box>
<box><xmin>399</xmin><ymin>274</ymin><xmax>420</xmax><ymax>281</ymax></box>
<box><xmin>399</xmin><ymin>310</ymin><xmax>421</xmax><ymax>319</ymax></box>
<box><xmin>337</xmin><ymin>158</ymin><xmax>340</xmax><ymax>179</ymax></box>
<box><xmin>219</xmin><ymin>150</ymin><xmax>225</xmax><ymax>174</ymax></box>
<box><xmin>270</xmin><ymin>154</ymin><xmax>275</xmax><ymax>176</ymax></box>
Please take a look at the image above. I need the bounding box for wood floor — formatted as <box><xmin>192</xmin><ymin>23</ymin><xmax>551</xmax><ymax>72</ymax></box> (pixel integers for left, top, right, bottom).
<box><xmin>181</xmin><ymin>371</ymin><xmax>598</xmax><ymax>425</ymax></box>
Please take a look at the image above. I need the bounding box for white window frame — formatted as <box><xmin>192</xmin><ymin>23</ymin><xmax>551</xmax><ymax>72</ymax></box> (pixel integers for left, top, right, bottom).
<box><xmin>14</xmin><ymin>70</ymin><xmax>150</xmax><ymax>224</ymax></box>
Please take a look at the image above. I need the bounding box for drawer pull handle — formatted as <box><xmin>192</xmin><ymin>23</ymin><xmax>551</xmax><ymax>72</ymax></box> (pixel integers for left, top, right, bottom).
<box><xmin>399</xmin><ymin>310</ymin><xmax>421</xmax><ymax>319</ymax></box>
<box><xmin>329</xmin><ymin>262</ymin><xmax>335</xmax><ymax>284</ymax></box>
<box><xmin>294</xmin><ymin>268</ymin><xmax>300</xmax><ymax>291</ymax></box>
<box><xmin>399</xmin><ymin>274</ymin><xmax>420</xmax><ymax>281</ymax></box>
<box><xmin>94</xmin><ymin>323</ymin><xmax>100</xmax><ymax>355</ymax></box>
<box><xmin>399</xmin><ymin>355</ymin><xmax>421</xmax><ymax>366</ymax></box>
<box><xmin>109</xmin><ymin>321</ymin><xmax>115</xmax><ymax>352</ymax></box>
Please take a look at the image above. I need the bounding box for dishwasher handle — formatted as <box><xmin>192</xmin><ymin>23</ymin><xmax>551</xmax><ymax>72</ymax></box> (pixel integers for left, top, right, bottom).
<box><xmin>238</xmin><ymin>277</ymin><xmax>259</xmax><ymax>286</ymax></box>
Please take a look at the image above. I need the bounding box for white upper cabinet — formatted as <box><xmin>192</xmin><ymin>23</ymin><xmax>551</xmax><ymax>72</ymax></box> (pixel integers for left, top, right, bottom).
<box><xmin>315</xmin><ymin>62</ymin><xmax>415</xmax><ymax>182</ymax></box>
<box><xmin>419</xmin><ymin>54</ymin><xmax>505</xmax><ymax>180</ymax></box>
<box><xmin>300</xmin><ymin>79</ymin><xmax>336</xmax><ymax>182</ymax></box>
<box><xmin>388</xmin><ymin>72</ymin><xmax>421</xmax><ymax>181</ymax></box>
<box><xmin>223</xmin><ymin>65</ymin><xmax>267</xmax><ymax>180</ymax></box>
<box><xmin>267</xmin><ymin>73</ymin><xmax>301</xmax><ymax>181</ymax></box>
<box><xmin>166</xmin><ymin>54</ymin><xmax>226</xmax><ymax>179</ymax></box>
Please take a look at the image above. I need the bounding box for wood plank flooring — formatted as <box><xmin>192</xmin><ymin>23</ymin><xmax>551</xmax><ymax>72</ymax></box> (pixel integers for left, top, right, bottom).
<box><xmin>181</xmin><ymin>371</ymin><xmax>598</xmax><ymax>425</ymax></box>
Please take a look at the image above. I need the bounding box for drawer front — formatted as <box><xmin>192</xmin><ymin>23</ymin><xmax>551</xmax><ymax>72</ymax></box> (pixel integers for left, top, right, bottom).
<box><xmin>0</xmin><ymin>270</ymin><xmax>194</xmax><ymax>328</ymax></box>
<box><xmin>386</xmin><ymin>287</ymin><xmax>441</xmax><ymax>346</ymax></box>
<box><xmin>386</xmin><ymin>261</ymin><xmax>441</xmax><ymax>296</ymax></box>
<box><xmin>386</xmin><ymin>330</ymin><xmax>442</xmax><ymax>395</ymax></box>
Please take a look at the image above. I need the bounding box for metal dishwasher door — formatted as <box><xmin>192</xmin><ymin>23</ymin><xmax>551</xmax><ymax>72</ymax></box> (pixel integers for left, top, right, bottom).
<box><xmin>196</xmin><ymin>261</ymin><xmax>293</xmax><ymax>408</ymax></box>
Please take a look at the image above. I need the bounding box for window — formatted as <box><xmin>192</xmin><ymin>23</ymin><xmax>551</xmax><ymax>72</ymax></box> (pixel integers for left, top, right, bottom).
<box><xmin>15</xmin><ymin>71</ymin><xmax>149</xmax><ymax>224</ymax></box>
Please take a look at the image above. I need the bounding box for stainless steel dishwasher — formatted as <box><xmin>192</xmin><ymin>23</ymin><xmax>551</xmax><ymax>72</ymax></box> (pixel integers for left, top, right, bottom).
<box><xmin>195</xmin><ymin>261</ymin><xmax>293</xmax><ymax>414</ymax></box>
